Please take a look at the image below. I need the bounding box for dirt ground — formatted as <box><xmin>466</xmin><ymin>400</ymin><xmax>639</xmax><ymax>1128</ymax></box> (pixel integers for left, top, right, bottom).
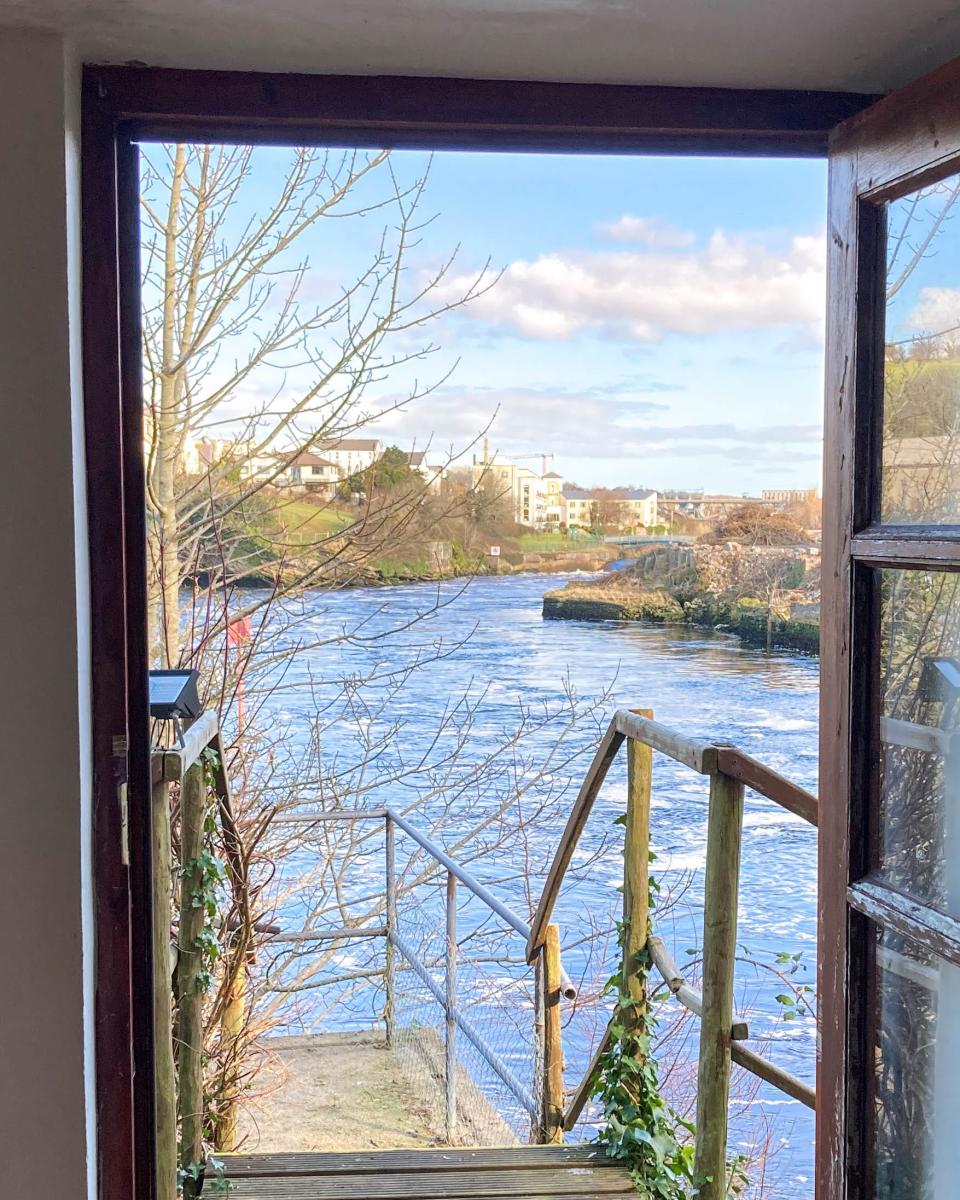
<box><xmin>236</xmin><ymin>1032</ymin><xmax>446</xmax><ymax>1153</ymax></box>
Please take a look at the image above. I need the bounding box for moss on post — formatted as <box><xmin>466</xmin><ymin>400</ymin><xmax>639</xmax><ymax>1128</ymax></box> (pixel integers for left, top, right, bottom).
<box><xmin>152</xmin><ymin>779</ymin><xmax>178</xmax><ymax>1200</ymax></box>
<box><xmin>622</xmin><ymin>711</ymin><xmax>653</xmax><ymax>1031</ymax></box>
<box><xmin>176</xmin><ymin>762</ymin><xmax>206</xmax><ymax>1197</ymax></box>
<box><xmin>693</xmin><ymin>769</ymin><xmax>745</xmax><ymax>1200</ymax></box>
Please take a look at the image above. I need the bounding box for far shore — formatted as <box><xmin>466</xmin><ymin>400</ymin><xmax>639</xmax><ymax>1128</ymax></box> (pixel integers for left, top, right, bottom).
<box><xmin>540</xmin><ymin>541</ymin><xmax>821</xmax><ymax>656</ymax></box>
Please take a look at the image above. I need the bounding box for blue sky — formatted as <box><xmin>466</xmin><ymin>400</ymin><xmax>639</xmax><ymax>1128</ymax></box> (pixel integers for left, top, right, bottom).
<box><xmin>379</xmin><ymin>152</ymin><xmax>828</xmax><ymax>495</ymax></box>
<box><xmin>167</xmin><ymin>146</ymin><xmax>832</xmax><ymax>494</ymax></box>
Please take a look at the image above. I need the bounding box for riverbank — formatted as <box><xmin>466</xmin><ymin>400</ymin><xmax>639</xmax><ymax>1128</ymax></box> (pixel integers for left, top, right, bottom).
<box><xmin>542</xmin><ymin>543</ymin><xmax>821</xmax><ymax>654</ymax></box>
<box><xmin>376</xmin><ymin>544</ymin><xmax>617</xmax><ymax>584</ymax></box>
<box><xmin>236</xmin><ymin>543</ymin><xmax>617</xmax><ymax>588</ymax></box>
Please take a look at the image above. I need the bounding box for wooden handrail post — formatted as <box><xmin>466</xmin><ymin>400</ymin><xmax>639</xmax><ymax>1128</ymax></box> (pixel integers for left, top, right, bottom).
<box><xmin>623</xmin><ymin>710</ymin><xmax>653</xmax><ymax>1029</ymax></box>
<box><xmin>176</xmin><ymin>762</ymin><xmax>206</xmax><ymax>1197</ymax></box>
<box><xmin>152</xmin><ymin>778</ymin><xmax>177</xmax><ymax>1200</ymax></box>
<box><xmin>541</xmin><ymin>924</ymin><xmax>565</xmax><ymax>1144</ymax></box>
<box><xmin>532</xmin><ymin>956</ymin><xmax>546</xmax><ymax>1142</ymax></box>
<box><xmin>445</xmin><ymin>870</ymin><xmax>458</xmax><ymax>1144</ymax></box>
<box><xmin>217</xmin><ymin>956</ymin><xmax>246</xmax><ymax>1151</ymax></box>
<box><xmin>384</xmin><ymin>814</ymin><xmax>396</xmax><ymax>1048</ymax></box>
<box><xmin>694</xmin><ymin>769</ymin><xmax>745</xmax><ymax>1200</ymax></box>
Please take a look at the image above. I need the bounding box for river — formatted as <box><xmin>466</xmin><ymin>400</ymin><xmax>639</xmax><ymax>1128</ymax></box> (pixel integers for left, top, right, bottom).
<box><xmin>260</xmin><ymin>570</ymin><xmax>819</xmax><ymax>1197</ymax></box>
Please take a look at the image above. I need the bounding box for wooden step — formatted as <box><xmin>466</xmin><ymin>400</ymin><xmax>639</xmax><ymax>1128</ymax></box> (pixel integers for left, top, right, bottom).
<box><xmin>209</xmin><ymin>1145</ymin><xmax>638</xmax><ymax>1198</ymax></box>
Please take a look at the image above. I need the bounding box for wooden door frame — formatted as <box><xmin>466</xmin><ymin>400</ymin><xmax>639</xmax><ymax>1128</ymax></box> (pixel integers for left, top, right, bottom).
<box><xmin>81</xmin><ymin>65</ymin><xmax>875</xmax><ymax>1200</ymax></box>
<box><xmin>820</xmin><ymin>57</ymin><xmax>960</xmax><ymax>1200</ymax></box>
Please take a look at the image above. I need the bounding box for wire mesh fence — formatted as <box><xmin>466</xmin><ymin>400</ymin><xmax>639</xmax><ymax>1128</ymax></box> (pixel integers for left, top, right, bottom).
<box><xmin>387</xmin><ymin>857</ymin><xmax>542</xmax><ymax>1145</ymax></box>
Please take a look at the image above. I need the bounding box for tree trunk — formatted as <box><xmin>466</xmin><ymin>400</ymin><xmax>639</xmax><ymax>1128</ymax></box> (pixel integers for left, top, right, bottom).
<box><xmin>153</xmin><ymin>144</ymin><xmax>187</xmax><ymax>665</ymax></box>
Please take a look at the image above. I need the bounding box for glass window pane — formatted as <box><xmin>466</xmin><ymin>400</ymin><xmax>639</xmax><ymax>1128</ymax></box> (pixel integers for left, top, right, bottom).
<box><xmin>877</xmin><ymin>569</ymin><xmax>960</xmax><ymax>918</ymax></box>
<box><xmin>870</xmin><ymin>925</ymin><xmax>959</xmax><ymax>1200</ymax></box>
<box><xmin>882</xmin><ymin>174</ymin><xmax>960</xmax><ymax>523</ymax></box>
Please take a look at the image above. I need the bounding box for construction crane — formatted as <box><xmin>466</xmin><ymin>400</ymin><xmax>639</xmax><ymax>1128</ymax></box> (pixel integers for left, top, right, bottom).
<box><xmin>506</xmin><ymin>452</ymin><xmax>555</xmax><ymax>476</ymax></box>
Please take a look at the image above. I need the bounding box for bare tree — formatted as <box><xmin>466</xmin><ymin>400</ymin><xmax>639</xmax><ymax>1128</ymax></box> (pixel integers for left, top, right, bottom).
<box><xmin>139</xmin><ymin>144</ymin><xmax>632</xmax><ymax>1183</ymax></box>
<box><xmin>141</xmin><ymin>143</ymin><xmax>494</xmax><ymax>666</ymax></box>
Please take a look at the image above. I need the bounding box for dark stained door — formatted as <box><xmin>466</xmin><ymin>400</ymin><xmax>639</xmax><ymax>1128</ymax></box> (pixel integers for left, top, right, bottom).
<box><xmin>821</xmin><ymin>56</ymin><xmax>960</xmax><ymax>1200</ymax></box>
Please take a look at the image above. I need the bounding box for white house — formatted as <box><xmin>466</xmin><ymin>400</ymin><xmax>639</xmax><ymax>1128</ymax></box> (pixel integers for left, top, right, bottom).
<box><xmin>469</xmin><ymin>456</ymin><xmax>569</xmax><ymax>529</ymax></box>
<box><xmin>317</xmin><ymin>438</ymin><xmax>382</xmax><ymax>477</ymax></box>
<box><xmin>405</xmin><ymin>449</ymin><xmax>447</xmax><ymax>492</ymax></box>
<box><xmin>514</xmin><ymin>466</ymin><xmax>543</xmax><ymax>527</ymax></box>
<box><xmin>620</xmin><ymin>488</ymin><xmax>658</xmax><ymax>529</ymax></box>
<box><xmin>289</xmin><ymin>451</ymin><xmax>343</xmax><ymax>496</ymax></box>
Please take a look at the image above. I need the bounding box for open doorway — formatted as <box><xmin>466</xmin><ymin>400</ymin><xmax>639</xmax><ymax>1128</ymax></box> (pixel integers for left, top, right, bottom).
<box><xmin>138</xmin><ymin>138</ymin><xmax>826</xmax><ymax>1199</ymax></box>
<box><xmin>91</xmin><ymin>64</ymin><xmax>960</xmax><ymax>1200</ymax></box>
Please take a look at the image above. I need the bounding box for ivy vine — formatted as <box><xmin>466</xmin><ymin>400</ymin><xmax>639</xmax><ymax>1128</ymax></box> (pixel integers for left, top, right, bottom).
<box><xmin>591</xmin><ymin>911</ymin><xmax>697</xmax><ymax>1198</ymax></box>
<box><xmin>590</xmin><ymin>841</ymin><xmax>748</xmax><ymax>1199</ymax></box>
<box><xmin>180</xmin><ymin>748</ymin><xmax>229</xmax><ymax>995</ymax></box>
<box><xmin>177</xmin><ymin>1157</ymin><xmax>233</xmax><ymax>1195</ymax></box>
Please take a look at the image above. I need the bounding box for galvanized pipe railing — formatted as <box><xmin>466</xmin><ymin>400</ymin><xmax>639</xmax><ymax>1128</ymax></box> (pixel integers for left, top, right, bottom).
<box><xmin>277</xmin><ymin>806</ymin><xmax>577</xmax><ymax>998</ymax></box>
<box><xmin>445</xmin><ymin>872</ymin><xmax>457</xmax><ymax>1143</ymax></box>
<box><xmin>272</xmin><ymin>804</ymin><xmax>571</xmax><ymax>1142</ymax></box>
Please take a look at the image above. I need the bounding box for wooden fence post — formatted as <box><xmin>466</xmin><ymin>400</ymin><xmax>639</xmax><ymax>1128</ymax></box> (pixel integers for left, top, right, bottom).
<box><xmin>694</xmin><ymin>769</ymin><xmax>745</xmax><ymax>1200</ymax></box>
<box><xmin>217</xmin><ymin>958</ymin><xmax>246</xmax><ymax>1152</ymax></box>
<box><xmin>541</xmin><ymin>923</ymin><xmax>565</xmax><ymax>1144</ymax></box>
<box><xmin>532</xmin><ymin>956</ymin><xmax>546</xmax><ymax>1143</ymax></box>
<box><xmin>176</xmin><ymin>762</ymin><xmax>206</xmax><ymax>1197</ymax></box>
<box><xmin>623</xmin><ymin>710</ymin><xmax>653</xmax><ymax>1028</ymax></box>
<box><xmin>152</xmin><ymin>779</ymin><xmax>178</xmax><ymax>1200</ymax></box>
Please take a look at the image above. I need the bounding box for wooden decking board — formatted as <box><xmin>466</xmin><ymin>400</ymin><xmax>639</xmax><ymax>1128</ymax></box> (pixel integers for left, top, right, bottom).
<box><xmin>225</xmin><ymin>1194</ymin><xmax>629</xmax><ymax>1200</ymax></box>
<box><xmin>219</xmin><ymin>1167</ymin><xmax>635</xmax><ymax>1198</ymax></box>
<box><xmin>220</xmin><ymin>1145</ymin><xmax>608</xmax><ymax>1177</ymax></box>
<box><xmin>211</xmin><ymin>1145</ymin><xmax>638</xmax><ymax>1199</ymax></box>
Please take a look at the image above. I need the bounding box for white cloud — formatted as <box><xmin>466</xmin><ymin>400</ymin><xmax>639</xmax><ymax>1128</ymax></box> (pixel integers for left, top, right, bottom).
<box><xmin>368</xmin><ymin>384</ymin><xmax>821</xmax><ymax>467</ymax></box>
<box><xmin>906</xmin><ymin>286</ymin><xmax>960</xmax><ymax>334</ymax></box>
<box><xmin>439</xmin><ymin>231</ymin><xmax>826</xmax><ymax>343</ymax></box>
<box><xmin>598</xmin><ymin>215</ymin><xmax>696</xmax><ymax>248</ymax></box>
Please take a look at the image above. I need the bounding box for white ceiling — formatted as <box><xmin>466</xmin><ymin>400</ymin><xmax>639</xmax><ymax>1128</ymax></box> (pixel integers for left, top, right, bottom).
<box><xmin>3</xmin><ymin>0</ymin><xmax>960</xmax><ymax>94</ymax></box>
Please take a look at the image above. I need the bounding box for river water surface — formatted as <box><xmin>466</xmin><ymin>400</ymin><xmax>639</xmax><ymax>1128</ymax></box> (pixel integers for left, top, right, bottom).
<box><xmin>261</xmin><ymin>571</ymin><xmax>819</xmax><ymax>1196</ymax></box>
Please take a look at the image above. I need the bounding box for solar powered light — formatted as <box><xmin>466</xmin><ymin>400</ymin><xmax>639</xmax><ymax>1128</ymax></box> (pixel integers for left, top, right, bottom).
<box><xmin>149</xmin><ymin>668</ymin><xmax>202</xmax><ymax>746</ymax></box>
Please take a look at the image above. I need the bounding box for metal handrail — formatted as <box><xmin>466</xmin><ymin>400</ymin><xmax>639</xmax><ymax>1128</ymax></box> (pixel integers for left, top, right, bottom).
<box><xmin>276</xmin><ymin>805</ymin><xmax>577</xmax><ymax>999</ymax></box>
<box><xmin>272</xmin><ymin>803</ymin><xmax>573</xmax><ymax>1142</ymax></box>
<box><xmin>389</xmin><ymin>925</ymin><xmax>538</xmax><ymax>1119</ymax></box>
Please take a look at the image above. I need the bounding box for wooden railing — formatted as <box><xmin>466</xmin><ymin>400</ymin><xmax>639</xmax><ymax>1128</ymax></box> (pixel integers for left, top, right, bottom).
<box><xmin>526</xmin><ymin>707</ymin><xmax>818</xmax><ymax>1200</ymax></box>
<box><xmin>151</xmin><ymin>710</ymin><xmax>243</xmax><ymax>1200</ymax></box>
<box><xmin>153</xmin><ymin>706</ymin><xmax>817</xmax><ymax>1196</ymax></box>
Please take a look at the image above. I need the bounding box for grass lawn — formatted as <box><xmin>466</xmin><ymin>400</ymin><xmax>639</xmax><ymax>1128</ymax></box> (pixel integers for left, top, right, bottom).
<box><xmin>277</xmin><ymin>498</ymin><xmax>353</xmax><ymax>541</ymax></box>
<box><xmin>518</xmin><ymin>531</ymin><xmax>602</xmax><ymax>553</ymax></box>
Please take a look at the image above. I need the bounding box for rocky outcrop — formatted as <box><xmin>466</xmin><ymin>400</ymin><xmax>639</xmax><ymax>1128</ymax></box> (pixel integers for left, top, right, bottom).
<box><xmin>543</xmin><ymin>542</ymin><xmax>821</xmax><ymax>654</ymax></box>
<box><xmin>542</xmin><ymin>587</ymin><xmax>685</xmax><ymax>623</ymax></box>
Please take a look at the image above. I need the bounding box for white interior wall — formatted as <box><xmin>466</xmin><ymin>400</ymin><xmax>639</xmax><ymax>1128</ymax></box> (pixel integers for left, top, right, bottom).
<box><xmin>0</xmin><ymin>26</ymin><xmax>94</xmax><ymax>1198</ymax></box>
<box><xmin>3</xmin><ymin>0</ymin><xmax>960</xmax><ymax>91</ymax></box>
